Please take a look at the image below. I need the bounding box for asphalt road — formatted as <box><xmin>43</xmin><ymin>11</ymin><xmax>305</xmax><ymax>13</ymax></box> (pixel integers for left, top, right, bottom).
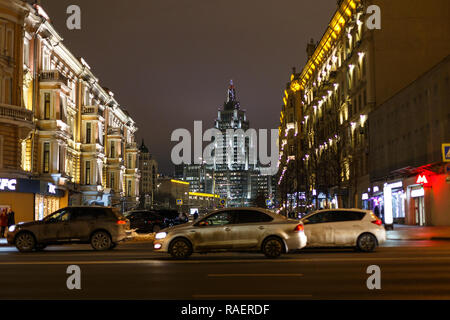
<box><xmin>0</xmin><ymin>240</ymin><xmax>449</xmax><ymax>299</ymax></box>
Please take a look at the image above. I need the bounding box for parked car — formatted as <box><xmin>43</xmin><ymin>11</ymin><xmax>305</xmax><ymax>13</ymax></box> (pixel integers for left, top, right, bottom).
<box><xmin>7</xmin><ymin>206</ymin><xmax>130</xmax><ymax>252</ymax></box>
<box><xmin>124</xmin><ymin>210</ymin><xmax>165</xmax><ymax>233</ymax></box>
<box><xmin>153</xmin><ymin>207</ymin><xmax>307</xmax><ymax>259</ymax></box>
<box><xmin>299</xmin><ymin>209</ymin><xmax>386</xmax><ymax>252</ymax></box>
<box><xmin>155</xmin><ymin>209</ymin><xmax>188</xmax><ymax>226</ymax></box>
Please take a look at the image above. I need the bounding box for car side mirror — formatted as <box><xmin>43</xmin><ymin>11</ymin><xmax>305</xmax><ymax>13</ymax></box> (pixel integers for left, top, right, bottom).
<box><xmin>303</xmin><ymin>219</ymin><xmax>310</xmax><ymax>225</ymax></box>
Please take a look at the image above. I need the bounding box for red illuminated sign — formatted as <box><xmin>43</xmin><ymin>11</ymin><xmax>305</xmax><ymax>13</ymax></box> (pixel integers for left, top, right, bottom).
<box><xmin>416</xmin><ymin>175</ymin><xmax>429</xmax><ymax>185</ymax></box>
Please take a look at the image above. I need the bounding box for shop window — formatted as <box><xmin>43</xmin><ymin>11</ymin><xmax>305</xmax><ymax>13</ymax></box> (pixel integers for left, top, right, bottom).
<box><xmin>43</xmin><ymin>142</ymin><xmax>50</xmax><ymax>173</ymax></box>
<box><xmin>35</xmin><ymin>194</ymin><xmax>60</xmax><ymax>221</ymax></box>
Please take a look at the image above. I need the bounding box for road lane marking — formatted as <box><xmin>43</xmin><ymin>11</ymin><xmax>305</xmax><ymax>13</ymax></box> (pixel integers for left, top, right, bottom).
<box><xmin>208</xmin><ymin>273</ymin><xmax>303</xmax><ymax>277</ymax></box>
<box><xmin>193</xmin><ymin>294</ymin><xmax>312</xmax><ymax>298</ymax></box>
<box><xmin>2</xmin><ymin>256</ymin><xmax>450</xmax><ymax>265</ymax></box>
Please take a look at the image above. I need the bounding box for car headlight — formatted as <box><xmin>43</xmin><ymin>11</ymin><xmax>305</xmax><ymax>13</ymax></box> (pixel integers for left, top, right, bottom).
<box><xmin>155</xmin><ymin>232</ymin><xmax>167</xmax><ymax>240</ymax></box>
<box><xmin>8</xmin><ymin>225</ymin><xmax>16</xmax><ymax>232</ymax></box>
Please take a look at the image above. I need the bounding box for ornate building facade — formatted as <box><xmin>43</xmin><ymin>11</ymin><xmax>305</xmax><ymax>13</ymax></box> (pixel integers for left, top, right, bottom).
<box><xmin>277</xmin><ymin>0</ymin><xmax>450</xmax><ymax>218</ymax></box>
<box><xmin>0</xmin><ymin>1</ymin><xmax>140</xmax><ymax>222</ymax></box>
<box><xmin>138</xmin><ymin>139</ymin><xmax>158</xmax><ymax>209</ymax></box>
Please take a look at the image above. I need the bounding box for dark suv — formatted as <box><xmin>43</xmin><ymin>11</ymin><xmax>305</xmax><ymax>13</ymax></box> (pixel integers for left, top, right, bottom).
<box><xmin>124</xmin><ymin>210</ymin><xmax>166</xmax><ymax>233</ymax></box>
<box><xmin>7</xmin><ymin>206</ymin><xmax>130</xmax><ymax>252</ymax></box>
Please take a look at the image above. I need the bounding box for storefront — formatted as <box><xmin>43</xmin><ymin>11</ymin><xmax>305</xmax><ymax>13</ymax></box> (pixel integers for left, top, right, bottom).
<box><xmin>409</xmin><ymin>185</ymin><xmax>426</xmax><ymax>226</ymax></box>
<box><xmin>0</xmin><ymin>178</ymin><xmax>67</xmax><ymax>223</ymax></box>
<box><xmin>366</xmin><ymin>180</ymin><xmax>406</xmax><ymax>227</ymax></box>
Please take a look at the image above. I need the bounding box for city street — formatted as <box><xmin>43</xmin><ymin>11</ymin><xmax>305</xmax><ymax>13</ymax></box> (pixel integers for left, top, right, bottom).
<box><xmin>1</xmin><ymin>240</ymin><xmax>449</xmax><ymax>300</ymax></box>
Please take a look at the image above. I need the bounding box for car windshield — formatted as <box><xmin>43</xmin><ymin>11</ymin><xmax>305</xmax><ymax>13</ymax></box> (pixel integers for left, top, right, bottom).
<box><xmin>123</xmin><ymin>211</ymin><xmax>133</xmax><ymax>218</ymax></box>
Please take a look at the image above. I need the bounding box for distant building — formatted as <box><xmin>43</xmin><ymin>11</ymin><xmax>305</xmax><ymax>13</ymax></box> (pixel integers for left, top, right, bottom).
<box><xmin>138</xmin><ymin>140</ymin><xmax>158</xmax><ymax>209</ymax></box>
<box><xmin>174</xmin><ymin>163</ymin><xmax>215</xmax><ymax>194</ymax></box>
<box><xmin>155</xmin><ymin>177</ymin><xmax>189</xmax><ymax>210</ymax></box>
<box><xmin>213</xmin><ymin>81</ymin><xmax>258</xmax><ymax>207</ymax></box>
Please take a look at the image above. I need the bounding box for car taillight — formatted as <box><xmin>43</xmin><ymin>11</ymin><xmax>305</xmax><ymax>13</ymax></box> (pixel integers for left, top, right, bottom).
<box><xmin>117</xmin><ymin>220</ymin><xmax>127</xmax><ymax>225</ymax></box>
<box><xmin>294</xmin><ymin>224</ymin><xmax>304</xmax><ymax>232</ymax></box>
<box><xmin>371</xmin><ymin>219</ymin><xmax>382</xmax><ymax>226</ymax></box>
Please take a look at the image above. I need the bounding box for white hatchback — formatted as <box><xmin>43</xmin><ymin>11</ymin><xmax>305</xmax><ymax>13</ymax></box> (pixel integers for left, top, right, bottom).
<box><xmin>300</xmin><ymin>209</ymin><xmax>386</xmax><ymax>252</ymax></box>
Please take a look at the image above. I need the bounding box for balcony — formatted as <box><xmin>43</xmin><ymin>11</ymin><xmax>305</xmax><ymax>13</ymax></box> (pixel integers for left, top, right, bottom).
<box><xmin>0</xmin><ymin>104</ymin><xmax>34</xmax><ymax>140</ymax></box>
<box><xmin>107</xmin><ymin>127</ymin><xmax>123</xmax><ymax>137</ymax></box>
<box><xmin>0</xmin><ymin>104</ymin><xmax>33</xmax><ymax>123</ymax></box>
<box><xmin>126</xmin><ymin>142</ymin><xmax>137</xmax><ymax>150</ymax></box>
<box><xmin>82</xmin><ymin>106</ymin><xmax>104</xmax><ymax>118</ymax></box>
<box><xmin>39</xmin><ymin>70</ymin><xmax>69</xmax><ymax>86</ymax></box>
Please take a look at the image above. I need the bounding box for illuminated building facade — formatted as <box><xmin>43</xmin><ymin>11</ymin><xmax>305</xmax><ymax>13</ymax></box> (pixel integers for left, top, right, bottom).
<box><xmin>277</xmin><ymin>0</ymin><xmax>450</xmax><ymax>217</ymax></box>
<box><xmin>174</xmin><ymin>163</ymin><xmax>215</xmax><ymax>195</ymax></box>
<box><xmin>0</xmin><ymin>1</ymin><xmax>140</xmax><ymax>221</ymax></box>
<box><xmin>139</xmin><ymin>140</ymin><xmax>158</xmax><ymax>208</ymax></box>
<box><xmin>369</xmin><ymin>56</ymin><xmax>450</xmax><ymax>226</ymax></box>
<box><xmin>213</xmin><ymin>81</ymin><xmax>257</xmax><ymax>207</ymax></box>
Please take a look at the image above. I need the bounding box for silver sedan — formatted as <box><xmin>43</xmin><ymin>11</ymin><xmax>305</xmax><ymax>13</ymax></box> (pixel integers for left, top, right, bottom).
<box><xmin>153</xmin><ymin>207</ymin><xmax>307</xmax><ymax>259</ymax></box>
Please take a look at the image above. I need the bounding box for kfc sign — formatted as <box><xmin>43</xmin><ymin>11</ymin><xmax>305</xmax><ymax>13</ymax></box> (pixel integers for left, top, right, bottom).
<box><xmin>48</xmin><ymin>183</ymin><xmax>57</xmax><ymax>194</ymax></box>
<box><xmin>0</xmin><ymin>179</ymin><xmax>17</xmax><ymax>191</ymax></box>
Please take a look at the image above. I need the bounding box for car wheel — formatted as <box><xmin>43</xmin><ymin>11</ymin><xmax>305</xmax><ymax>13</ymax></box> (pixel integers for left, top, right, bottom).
<box><xmin>15</xmin><ymin>232</ymin><xmax>36</xmax><ymax>253</ymax></box>
<box><xmin>35</xmin><ymin>244</ymin><xmax>47</xmax><ymax>251</ymax></box>
<box><xmin>357</xmin><ymin>233</ymin><xmax>377</xmax><ymax>252</ymax></box>
<box><xmin>169</xmin><ymin>238</ymin><xmax>192</xmax><ymax>259</ymax></box>
<box><xmin>90</xmin><ymin>231</ymin><xmax>112</xmax><ymax>251</ymax></box>
<box><xmin>262</xmin><ymin>237</ymin><xmax>284</xmax><ymax>259</ymax></box>
<box><xmin>152</xmin><ymin>224</ymin><xmax>161</xmax><ymax>233</ymax></box>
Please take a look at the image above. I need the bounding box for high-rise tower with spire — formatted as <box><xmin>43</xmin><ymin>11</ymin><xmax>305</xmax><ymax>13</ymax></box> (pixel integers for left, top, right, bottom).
<box><xmin>213</xmin><ymin>80</ymin><xmax>255</xmax><ymax>207</ymax></box>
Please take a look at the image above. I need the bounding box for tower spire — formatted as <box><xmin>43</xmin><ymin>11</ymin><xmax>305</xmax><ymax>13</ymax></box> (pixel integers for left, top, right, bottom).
<box><xmin>227</xmin><ymin>79</ymin><xmax>237</xmax><ymax>103</ymax></box>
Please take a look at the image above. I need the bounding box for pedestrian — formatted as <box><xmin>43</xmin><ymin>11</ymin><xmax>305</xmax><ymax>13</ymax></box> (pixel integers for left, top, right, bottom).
<box><xmin>374</xmin><ymin>206</ymin><xmax>380</xmax><ymax>218</ymax></box>
<box><xmin>193</xmin><ymin>211</ymin><xmax>199</xmax><ymax>221</ymax></box>
<box><xmin>0</xmin><ymin>208</ymin><xmax>8</xmax><ymax>238</ymax></box>
<box><xmin>7</xmin><ymin>208</ymin><xmax>15</xmax><ymax>227</ymax></box>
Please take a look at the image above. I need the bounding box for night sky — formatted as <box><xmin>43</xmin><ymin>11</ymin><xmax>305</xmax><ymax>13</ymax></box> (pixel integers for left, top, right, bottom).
<box><xmin>41</xmin><ymin>0</ymin><xmax>337</xmax><ymax>174</ymax></box>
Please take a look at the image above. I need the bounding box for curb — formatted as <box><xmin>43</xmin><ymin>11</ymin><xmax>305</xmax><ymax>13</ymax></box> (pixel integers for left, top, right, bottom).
<box><xmin>387</xmin><ymin>237</ymin><xmax>450</xmax><ymax>241</ymax></box>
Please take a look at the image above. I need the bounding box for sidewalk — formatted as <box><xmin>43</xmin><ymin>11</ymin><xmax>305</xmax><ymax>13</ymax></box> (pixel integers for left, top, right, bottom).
<box><xmin>387</xmin><ymin>224</ymin><xmax>450</xmax><ymax>241</ymax></box>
